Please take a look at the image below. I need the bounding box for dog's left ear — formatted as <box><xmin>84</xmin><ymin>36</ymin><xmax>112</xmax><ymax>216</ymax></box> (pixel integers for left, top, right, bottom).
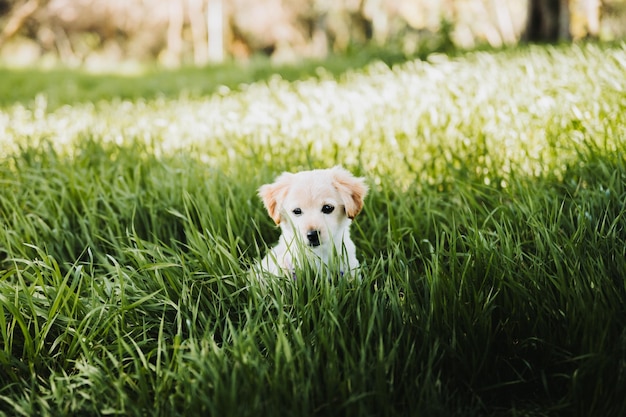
<box><xmin>331</xmin><ymin>166</ymin><xmax>368</xmax><ymax>219</ymax></box>
<box><xmin>258</xmin><ymin>172</ymin><xmax>293</xmax><ymax>224</ymax></box>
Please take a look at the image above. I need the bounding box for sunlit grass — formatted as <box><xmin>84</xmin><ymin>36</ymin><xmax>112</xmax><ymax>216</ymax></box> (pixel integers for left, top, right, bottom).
<box><xmin>1</xmin><ymin>43</ymin><xmax>625</xmax><ymax>416</ymax></box>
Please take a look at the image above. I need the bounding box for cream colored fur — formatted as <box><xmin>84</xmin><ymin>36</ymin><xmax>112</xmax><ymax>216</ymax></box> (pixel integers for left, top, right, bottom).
<box><xmin>257</xmin><ymin>166</ymin><xmax>368</xmax><ymax>278</ymax></box>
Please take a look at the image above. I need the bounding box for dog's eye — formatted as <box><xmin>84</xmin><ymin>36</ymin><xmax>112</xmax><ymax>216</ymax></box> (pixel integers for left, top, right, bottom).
<box><xmin>321</xmin><ymin>204</ymin><xmax>334</xmax><ymax>214</ymax></box>
<box><xmin>292</xmin><ymin>208</ymin><xmax>302</xmax><ymax>216</ymax></box>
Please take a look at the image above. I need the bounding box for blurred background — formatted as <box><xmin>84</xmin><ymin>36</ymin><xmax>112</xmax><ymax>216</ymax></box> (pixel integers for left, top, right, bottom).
<box><xmin>0</xmin><ymin>0</ymin><xmax>625</xmax><ymax>69</ymax></box>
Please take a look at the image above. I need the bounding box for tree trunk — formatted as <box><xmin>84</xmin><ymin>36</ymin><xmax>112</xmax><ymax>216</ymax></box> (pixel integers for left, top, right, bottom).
<box><xmin>188</xmin><ymin>0</ymin><xmax>208</xmax><ymax>65</ymax></box>
<box><xmin>164</xmin><ymin>0</ymin><xmax>184</xmax><ymax>67</ymax></box>
<box><xmin>524</xmin><ymin>0</ymin><xmax>571</xmax><ymax>42</ymax></box>
<box><xmin>492</xmin><ymin>0</ymin><xmax>517</xmax><ymax>45</ymax></box>
<box><xmin>573</xmin><ymin>0</ymin><xmax>601</xmax><ymax>38</ymax></box>
<box><xmin>207</xmin><ymin>0</ymin><xmax>224</xmax><ymax>62</ymax></box>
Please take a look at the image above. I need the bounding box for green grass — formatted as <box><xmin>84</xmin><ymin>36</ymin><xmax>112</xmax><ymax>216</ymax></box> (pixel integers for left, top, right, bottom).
<box><xmin>1</xmin><ymin>43</ymin><xmax>625</xmax><ymax>416</ymax></box>
<box><xmin>0</xmin><ymin>49</ymin><xmax>416</xmax><ymax>110</ymax></box>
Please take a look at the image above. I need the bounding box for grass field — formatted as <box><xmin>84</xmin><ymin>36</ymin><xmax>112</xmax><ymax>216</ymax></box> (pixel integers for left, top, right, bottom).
<box><xmin>1</xmin><ymin>43</ymin><xmax>625</xmax><ymax>416</ymax></box>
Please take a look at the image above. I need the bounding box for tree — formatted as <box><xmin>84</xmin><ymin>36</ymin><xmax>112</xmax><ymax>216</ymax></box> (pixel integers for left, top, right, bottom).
<box><xmin>0</xmin><ymin>0</ymin><xmax>48</xmax><ymax>47</ymax></box>
<box><xmin>524</xmin><ymin>0</ymin><xmax>571</xmax><ymax>41</ymax></box>
<box><xmin>207</xmin><ymin>0</ymin><xmax>223</xmax><ymax>62</ymax></box>
<box><xmin>524</xmin><ymin>0</ymin><xmax>604</xmax><ymax>42</ymax></box>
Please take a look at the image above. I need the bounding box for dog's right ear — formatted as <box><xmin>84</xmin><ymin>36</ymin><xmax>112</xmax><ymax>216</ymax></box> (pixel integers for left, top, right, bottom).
<box><xmin>258</xmin><ymin>172</ymin><xmax>293</xmax><ymax>225</ymax></box>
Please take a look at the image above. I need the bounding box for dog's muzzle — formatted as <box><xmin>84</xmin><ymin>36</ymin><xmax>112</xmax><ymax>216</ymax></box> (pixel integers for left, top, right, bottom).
<box><xmin>306</xmin><ymin>230</ymin><xmax>321</xmax><ymax>247</ymax></box>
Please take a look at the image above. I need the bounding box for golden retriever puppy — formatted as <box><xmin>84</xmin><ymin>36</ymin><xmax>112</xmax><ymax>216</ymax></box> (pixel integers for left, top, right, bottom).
<box><xmin>257</xmin><ymin>166</ymin><xmax>368</xmax><ymax>278</ymax></box>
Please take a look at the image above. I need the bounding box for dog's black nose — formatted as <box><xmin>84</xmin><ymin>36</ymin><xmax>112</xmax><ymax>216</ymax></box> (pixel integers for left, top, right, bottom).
<box><xmin>307</xmin><ymin>230</ymin><xmax>321</xmax><ymax>247</ymax></box>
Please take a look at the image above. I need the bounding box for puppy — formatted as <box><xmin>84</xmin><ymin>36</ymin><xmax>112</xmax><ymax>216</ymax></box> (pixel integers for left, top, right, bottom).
<box><xmin>257</xmin><ymin>166</ymin><xmax>368</xmax><ymax>278</ymax></box>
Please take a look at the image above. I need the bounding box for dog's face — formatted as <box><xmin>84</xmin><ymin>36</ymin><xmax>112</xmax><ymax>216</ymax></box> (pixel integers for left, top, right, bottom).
<box><xmin>259</xmin><ymin>166</ymin><xmax>368</xmax><ymax>252</ymax></box>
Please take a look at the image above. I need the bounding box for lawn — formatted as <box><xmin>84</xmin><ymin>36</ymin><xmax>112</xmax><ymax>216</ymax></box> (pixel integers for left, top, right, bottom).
<box><xmin>0</xmin><ymin>43</ymin><xmax>625</xmax><ymax>416</ymax></box>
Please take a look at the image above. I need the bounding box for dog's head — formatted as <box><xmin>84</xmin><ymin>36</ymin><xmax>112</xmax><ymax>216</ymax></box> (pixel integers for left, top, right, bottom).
<box><xmin>258</xmin><ymin>166</ymin><xmax>368</xmax><ymax>249</ymax></box>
